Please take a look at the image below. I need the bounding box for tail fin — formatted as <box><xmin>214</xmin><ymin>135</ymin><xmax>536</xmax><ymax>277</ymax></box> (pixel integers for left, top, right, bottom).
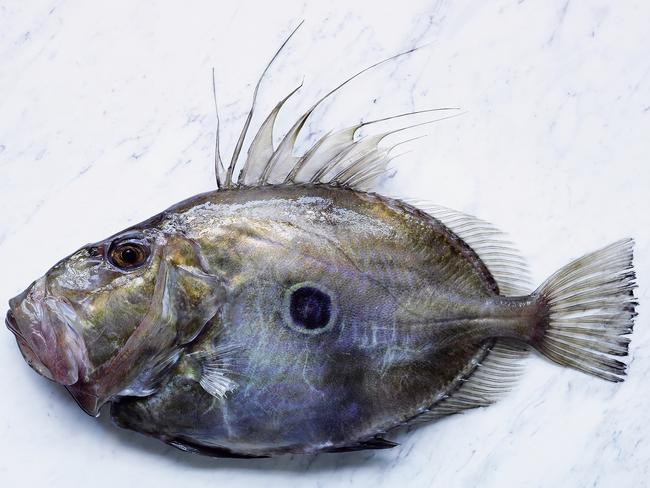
<box><xmin>530</xmin><ymin>239</ymin><xmax>637</xmax><ymax>382</ymax></box>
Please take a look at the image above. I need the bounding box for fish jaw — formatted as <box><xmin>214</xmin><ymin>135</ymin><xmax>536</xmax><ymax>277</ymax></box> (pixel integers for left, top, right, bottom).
<box><xmin>6</xmin><ymin>278</ymin><xmax>91</xmax><ymax>386</ymax></box>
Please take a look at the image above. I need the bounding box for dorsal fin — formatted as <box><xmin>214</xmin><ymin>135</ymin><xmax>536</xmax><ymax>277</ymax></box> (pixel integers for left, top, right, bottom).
<box><xmin>232</xmin><ymin>105</ymin><xmax>458</xmax><ymax>191</ymax></box>
<box><xmin>279</xmin><ymin>109</ymin><xmax>457</xmax><ymax>190</ymax></box>
<box><xmin>414</xmin><ymin>204</ymin><xmax>533</xmax><ymax>296</ymax></box>
<box><xmin>250</xmin><ymin>47</ymin><xmax>424</xmax><ymax>186</ymax></box>
<box><xmin>210</xmin><ymin>25</ymin><xmax>459</xmax><ymax>191</ymax></box>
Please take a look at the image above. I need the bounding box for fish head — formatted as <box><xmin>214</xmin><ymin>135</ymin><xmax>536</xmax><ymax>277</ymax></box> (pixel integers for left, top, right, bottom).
<box><xmin>6</xmin><ymin>224</ymin><xmax>223</xmax><ymax>414</ymax></box>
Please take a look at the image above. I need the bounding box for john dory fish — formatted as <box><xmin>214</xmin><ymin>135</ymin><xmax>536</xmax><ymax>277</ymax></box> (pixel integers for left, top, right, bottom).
<box><xmin>6</xmin><ymin>34</ymin><xmax>637</xmax><ymax>457</ymax></box>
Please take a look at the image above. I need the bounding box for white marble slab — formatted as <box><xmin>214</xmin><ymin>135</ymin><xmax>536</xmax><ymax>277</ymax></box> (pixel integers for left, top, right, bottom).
<box><xmin>1</xmin><ymin>1</ymin><xmax>648</xmax><ymax>486</ymax></box>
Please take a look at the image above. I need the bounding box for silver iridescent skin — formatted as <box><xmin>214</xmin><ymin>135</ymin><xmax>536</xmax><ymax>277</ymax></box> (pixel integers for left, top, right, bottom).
<box><xmin>6</xmin><ymin>40</ymin><xmax>637</xmax><ymax>458</ymax></box>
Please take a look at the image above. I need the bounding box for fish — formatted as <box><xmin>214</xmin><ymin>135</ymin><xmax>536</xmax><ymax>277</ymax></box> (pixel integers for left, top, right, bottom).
<box><xmin>6</xmin><ymin>30</ymin><xmax>637</xmax><ymax>458</ymax></box>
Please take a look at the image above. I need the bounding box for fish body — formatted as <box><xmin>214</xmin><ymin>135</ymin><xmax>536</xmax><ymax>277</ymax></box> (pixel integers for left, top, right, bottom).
<box><xmin>6</xmin><ymin>38</ymin><xmax>637</xmax><ymax>458</ymax></box>
<box><xmin>109</xmin><ymin>185</ymin><xmax>533</xmax><ymax>456</ymax></box>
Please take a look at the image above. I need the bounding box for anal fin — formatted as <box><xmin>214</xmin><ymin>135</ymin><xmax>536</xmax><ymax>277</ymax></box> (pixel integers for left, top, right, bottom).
<box><xmin>413</xmin><ymin>339</ymin><xmax>528</xmax><ymax>422</ymax></box>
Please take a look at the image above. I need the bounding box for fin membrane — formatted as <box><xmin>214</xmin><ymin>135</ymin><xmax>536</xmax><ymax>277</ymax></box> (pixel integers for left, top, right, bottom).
<box><xmin>398</xmin><ymin>206</ymin><xmax>533</xmax><ymax>422</ymax></box>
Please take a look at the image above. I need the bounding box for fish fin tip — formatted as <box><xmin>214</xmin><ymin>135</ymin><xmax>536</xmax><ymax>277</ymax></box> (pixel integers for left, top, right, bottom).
<box><xmin>221</xmin><ymin>22</ymin><xmax>303</xmax><ymax>188</ymax></box>
<box><xmin>239</xmin><ymin>84</ymin><xmax>303</xmax><ymax>185</ymax></box>
<box><xmin>532</xmin><ymin>239</ymin><xmax>636</xmax><ymax>382</ymax></box>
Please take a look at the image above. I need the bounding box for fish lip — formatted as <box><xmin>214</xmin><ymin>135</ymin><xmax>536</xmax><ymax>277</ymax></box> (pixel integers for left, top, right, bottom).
<box><xmin>5</xmin><ymin>309</ymin><xmax>20</xmax><ymax>336</ymax></box>
<box><xmin>6</xmin><ymin>307</ymin><xmax>57</xmax><ymax>381</ymax></box>
<box><xmin>7</xmin><ymin>282</ymin><xmax>90</xmax><ymax>386</ymax></box>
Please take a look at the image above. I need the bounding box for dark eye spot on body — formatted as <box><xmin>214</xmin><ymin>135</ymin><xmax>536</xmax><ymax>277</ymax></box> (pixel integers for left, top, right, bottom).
<box><xmin>290</xmin><ymin>287</ymin><xmax>331</xmax><ymax>330</ymax></box>
<box><xmin>284</xmin><ymin>283</ymin><xmax>337</xmax><ymax>334</ymax></box>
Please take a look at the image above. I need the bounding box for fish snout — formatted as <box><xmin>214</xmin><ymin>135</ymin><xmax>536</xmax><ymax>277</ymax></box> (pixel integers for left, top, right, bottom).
<box><xmin>7</xmin><ymin>278</ymin><xmax>89</xmax><ymax>386</ymax></box>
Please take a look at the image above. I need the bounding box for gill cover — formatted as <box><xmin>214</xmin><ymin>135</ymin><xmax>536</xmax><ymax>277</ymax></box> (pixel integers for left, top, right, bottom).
<box><xmin>68</xmin><ymin>233</ymin><xmax>223</xmax><ymax>416</ymax></box>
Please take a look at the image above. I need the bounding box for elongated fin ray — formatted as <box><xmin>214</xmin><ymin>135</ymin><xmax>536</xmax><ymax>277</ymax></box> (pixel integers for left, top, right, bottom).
<box><xmin>212</xmin><ymin>68</ymin><xmax>225</xmax><ymax>188</ymax></box>
<box><xmin>213</xmin><ymin>38</ymin><xmax>462</xmax><ymax>192</ymax></box>
<box><xmin>284</xmin><ymin>108</ymin><xmax>452</xmax><ymax>185</ymax></box>
<box><xmin>223</xmin><ymin>22</ymin><xmax>303</xmax><ymax>187</ymax></box>
<box><xmin>216</xmin><ymin>42</ymin><xmax>461</xmax><ymax>190</ymax></box>
<box><xmin>311</xmin><ymin>111</ymin><xmax>461</xmax><ymax>188</ymax></box>
<box><xmin>256</xmin><ymin>47</ymin><xmax>423</xmax><ymax>184</ymax></box>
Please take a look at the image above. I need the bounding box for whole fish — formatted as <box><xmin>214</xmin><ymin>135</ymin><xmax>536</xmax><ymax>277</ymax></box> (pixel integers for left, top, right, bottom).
<box><xmin>6</xmin><ymin>37</ymin><xmax>637</xmax><ymax>458</ymax></box>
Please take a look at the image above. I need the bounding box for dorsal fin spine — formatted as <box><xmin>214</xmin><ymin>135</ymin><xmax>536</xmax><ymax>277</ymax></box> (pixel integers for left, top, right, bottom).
<box><xmin>223</xmin><ymin>22</ymin><xmax>303</xmax><ymax>187</ymax></box>
<box><xmin>215</xmin><ymin>40</ymin><xmax>461</xmax><ymax>190</ymax></box>
<box><xmin>238</xmin><ymin>85</ymin><xmax>302</xmax><ymax>186</ymax></box>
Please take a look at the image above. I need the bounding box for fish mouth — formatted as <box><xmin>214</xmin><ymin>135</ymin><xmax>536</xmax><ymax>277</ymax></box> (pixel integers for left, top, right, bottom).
<box><xmin>5</xmin><ymin>308</ymin><xmax>55</xmax><ymax>380</ymax></box>
<box><xmin>6</xmin><ymin>279</ymin><xmax>90</xmax><ymax>386</ymax></box>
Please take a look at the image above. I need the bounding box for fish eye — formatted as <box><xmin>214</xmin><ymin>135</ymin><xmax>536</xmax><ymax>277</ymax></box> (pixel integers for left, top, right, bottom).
<box><xmin>107</xmin><ymin>238</ymin><xmax>150</xmax><ymax>271</ymax></box>
<box><xmin>283</xmin><ymin>283</ymin><xmax>337</xmax><ymax>334</ymax></box>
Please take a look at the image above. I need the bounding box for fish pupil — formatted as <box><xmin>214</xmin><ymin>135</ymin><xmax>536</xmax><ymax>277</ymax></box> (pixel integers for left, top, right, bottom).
<box><xmin>121</xmin><ymin>247</ymin><xmax>138</xmax><ymax>263</ymax></box>
<box><xmin>289</xmin><ymin>286</ymin><xmax>331</xmax><ymax>330</ymax></box>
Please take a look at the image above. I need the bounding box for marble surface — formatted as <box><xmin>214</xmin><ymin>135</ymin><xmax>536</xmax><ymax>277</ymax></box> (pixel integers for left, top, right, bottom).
<box><xmin>1</xmin><ymin>1</ymin><xmax>649</xmax><ymax>486</ymax></box>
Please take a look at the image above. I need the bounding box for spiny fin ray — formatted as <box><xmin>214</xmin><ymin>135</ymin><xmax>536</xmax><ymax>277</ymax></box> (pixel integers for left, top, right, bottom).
<box><xmin>211</xmin><ymin>29</ymin><xmax>459</xmax><ymax>191</ymax></box>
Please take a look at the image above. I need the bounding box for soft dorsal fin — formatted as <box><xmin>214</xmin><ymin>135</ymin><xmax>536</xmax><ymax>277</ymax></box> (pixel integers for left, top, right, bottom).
<box><xmin>415</xmin><ymin>204</ymin><xmax>533</xmax><ymax>296</ymax></box>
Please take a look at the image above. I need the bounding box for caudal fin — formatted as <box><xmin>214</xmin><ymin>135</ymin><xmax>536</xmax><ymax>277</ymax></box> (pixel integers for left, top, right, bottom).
<box><xmin>530</xmin><ymin>239</ymin><xmax>637</xmax><ymax>382</ymax></box>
